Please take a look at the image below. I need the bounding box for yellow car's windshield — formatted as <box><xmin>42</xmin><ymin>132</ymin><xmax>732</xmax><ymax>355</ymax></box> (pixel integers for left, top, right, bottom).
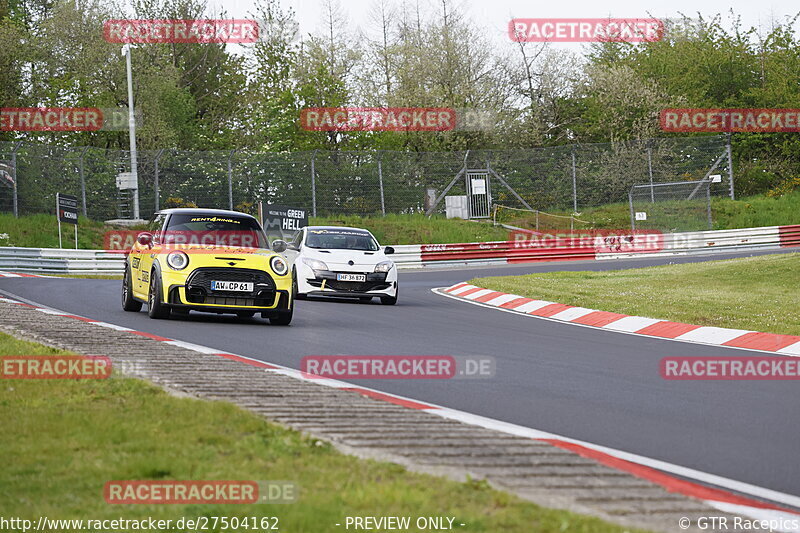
<box><xmin>162</xmin><ymin>214</ymin><xmax>270</xmax><ymax>249</ymax></box>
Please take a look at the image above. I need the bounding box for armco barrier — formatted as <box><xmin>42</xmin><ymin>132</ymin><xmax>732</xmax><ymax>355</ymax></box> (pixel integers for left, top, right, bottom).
<box><xmin>0</xmin><ymin>225</ymin><xmax>798</xmax><ymax>274</ymax></box>
<box><xmin>0</xmin><ymin>247</ymin><xmax>125</xmax><ymax>275</ymax></box>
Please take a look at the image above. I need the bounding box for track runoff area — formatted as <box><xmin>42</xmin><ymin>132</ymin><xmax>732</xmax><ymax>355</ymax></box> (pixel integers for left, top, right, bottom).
<box><xmin>1</xmin><ymin>223</ymin><xmax>799</xmax><ymax>532</ymax></box>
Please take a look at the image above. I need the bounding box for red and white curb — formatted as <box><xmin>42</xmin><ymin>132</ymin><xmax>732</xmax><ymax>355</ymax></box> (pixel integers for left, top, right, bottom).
<box><xmin>0</xmin><ymin>293</ymin><xmax>798</xmax><ymax>527</ymax></box>
<box><xmin>437</xmin><ymin>282</ymin><xmax>800</xmax><ymax>356</ymax></box>
<box><xmin>0</xmin><ymin>271</ymin><xmax>46</xmax><ymax>278</ymax></box>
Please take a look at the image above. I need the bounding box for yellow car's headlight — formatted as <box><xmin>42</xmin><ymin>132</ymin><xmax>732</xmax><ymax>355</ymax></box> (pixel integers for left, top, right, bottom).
<box><xmin>270</xmin><ymin>256</ymin><xmax>288</xmax><ymax>276</ymax></box>
<box><xmin>166</xmin><ymin>251</ymin><xmax>189</xmax><ymax>270</ymax></box>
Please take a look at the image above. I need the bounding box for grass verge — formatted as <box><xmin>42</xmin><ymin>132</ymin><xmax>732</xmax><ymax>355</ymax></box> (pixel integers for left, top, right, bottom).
<box><xmin>497</xmin><ymin>190</ymin><xmax>800</xmax><ymax>232</ymax></box>
<box><xmin>0</xmin><ymin>331</ymin><xmax>637</xmax><ymax>533</ymax></box>
<box><xmin>311</xmin><ymin>214</ymin><xmax>508</xmax><ymax>244</ymax></box>
<box><xmin>471</xmin><ymin>253</ymin><xmax>800</xmax><ymax>336</ymax></box>
<box><xmin>0</xmin><ymin>213</ymin><xmax>506</xmax><ymax>249</ymax></box>
<box><xmin>0</xmin><ymin>213</ymin><xmax>110</xmax><ymax>248</ymax></box>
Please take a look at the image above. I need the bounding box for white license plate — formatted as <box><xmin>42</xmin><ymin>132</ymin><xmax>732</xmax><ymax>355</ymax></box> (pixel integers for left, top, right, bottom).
<box><xmin>336</xmin><ymin>273</ymin><xmax>366</xmax><ymax>282</ymax></box>
<box><xmin>211</xmin><ymin>280</ymin><xmax>254</xmax><ymax>292</ymax></box>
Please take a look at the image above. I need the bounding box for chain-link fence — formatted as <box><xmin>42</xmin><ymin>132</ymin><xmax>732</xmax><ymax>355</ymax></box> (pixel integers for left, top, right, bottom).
<box><xmin>0</xmin><ymin>135</ymin><xmax>731</xmax><ymax>222</ymax></box>
<box><xmin>630</xmin><ymin>180</ymin><xmax>719</xmax><ymax>232</ymax></box>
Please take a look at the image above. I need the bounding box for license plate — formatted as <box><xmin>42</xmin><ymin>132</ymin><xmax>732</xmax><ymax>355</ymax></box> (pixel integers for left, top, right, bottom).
<box><xmin>336</xmin><ymin>273</ymin><xmax>366</xmax><ymax>282</ymax></box>
<box><xmin>211</xmin><ymin>280</ymin><xmax>254</xmax><ymax>292</ymax></box>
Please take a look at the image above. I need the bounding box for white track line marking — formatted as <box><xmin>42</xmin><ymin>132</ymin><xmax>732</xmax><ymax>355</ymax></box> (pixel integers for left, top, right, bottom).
<box><xmin>90</xmin><ymin>321</ymin><xmax>134</xmax><ymax>332</ymax></box>
<box><xmin>35</xmin><ymin>308</ymin><xmax>68</xmax><ymax>316</ymax></box>
<box><xmin>163</xmin><ymin>340</ymin><xmax>222</xmax><ymax>354</ymax></box>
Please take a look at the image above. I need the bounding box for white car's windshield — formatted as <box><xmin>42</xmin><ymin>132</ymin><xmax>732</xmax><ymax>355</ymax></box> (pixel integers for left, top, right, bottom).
<box><xmin>305</xmin><ymin>230</ymin><xmax>379</xmax><ymax>251</ymax></box>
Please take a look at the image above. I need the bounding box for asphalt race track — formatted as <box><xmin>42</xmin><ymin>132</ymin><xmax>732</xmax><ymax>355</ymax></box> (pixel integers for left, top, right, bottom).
<box><xmin>2</xmin><ymin>249</ymin><xmax>799</xmax><ymax>501</ymax></box>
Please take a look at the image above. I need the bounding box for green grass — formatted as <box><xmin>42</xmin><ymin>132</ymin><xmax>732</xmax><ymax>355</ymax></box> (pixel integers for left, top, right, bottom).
<box><xmin>498</xmin><ymin>190</ymin><xmax>800</xmax><ymax>232</ymax></box>
<box><xmin>0</xmin><ymin>213</ymin><xmax>110</xmax><ymax>248</ymax></box>
<box><xmin>472</xmin><ymin>253</ymin><xmax>800</xmax><ymax>336</ymax></box>
<box><xmin>311</xmin><ymin>214</ymin><xmax>508</xmax><ymax>244</ymax></box>
<box><xmin>0</xmin><ymin>331</ymin><xmax>637</xmax><ymax>533</ymax></box>
<box><xmin>0</xmin><ymin>213</ymin><xmax>507</xmax><ymax>249</ymax></box>
<box><xmin>3</xmin><ymin>191</ymin><xmax>799</xmax><ymax>251</ymax></box>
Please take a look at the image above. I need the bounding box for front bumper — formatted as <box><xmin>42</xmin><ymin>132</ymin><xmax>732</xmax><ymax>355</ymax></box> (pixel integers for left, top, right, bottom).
<box><xmin>162</xmin><ymin>266</ymin><xmax>292</xmax><ymax>313</ymax></box>
<box><xmin>301</xmin><ymin>269</ymin><xmax>396</xmax><ymax>298</ymax></box>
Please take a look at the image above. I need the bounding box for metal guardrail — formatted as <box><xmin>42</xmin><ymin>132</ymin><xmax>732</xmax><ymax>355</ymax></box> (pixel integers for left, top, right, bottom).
<box><xmin>1</xmin><ymin>225</ymin><xmax>798</xmax><ymax>274</ymax></box>
<box><xmin>0</xmin><ymin>247</ymin><xmax>125</xmax><ymax>275</ymax></box>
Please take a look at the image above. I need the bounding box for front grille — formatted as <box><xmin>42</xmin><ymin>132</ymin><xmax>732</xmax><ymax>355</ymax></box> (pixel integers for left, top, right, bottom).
<box><xmin>185</xmin><ymin>267</ymin><xmax>276</xmax><ymax>305</ymax></box>
<box><xmin>204</xmin><ymin>296</ymin><xmax>257</xmax><ymax>306</ymax></box>
<box><xmin>308</xmin><ymin>271</ymin><xmax>390</xmax><ymax>292</ymax></box>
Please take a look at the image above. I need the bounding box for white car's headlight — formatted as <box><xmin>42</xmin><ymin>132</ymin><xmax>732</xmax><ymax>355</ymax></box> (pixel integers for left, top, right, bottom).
<box><xmin>270</xmin><ymin>256</ymin><xmax>288</xmax><ymax>276</ymax></box>
<box><xmin>302</xmin><ymin>257</ymin><xmax>329</xmax><ymax>271</ymax></box>
<box><xmin>166</xmin><ymin>251</ymin><xmax>189</xmax><ymax>270</ymax></box>
<box><xmin>375</xmin><ymin>261</ymin><xmax>393</xmax><ymax>273</ymax></box>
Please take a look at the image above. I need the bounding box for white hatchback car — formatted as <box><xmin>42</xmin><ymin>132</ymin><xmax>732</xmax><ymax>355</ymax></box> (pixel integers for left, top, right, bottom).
<box><xmin>284</xmin><ymin>226</ymin><xmax>398</xmax><ymax>305</ymax></box>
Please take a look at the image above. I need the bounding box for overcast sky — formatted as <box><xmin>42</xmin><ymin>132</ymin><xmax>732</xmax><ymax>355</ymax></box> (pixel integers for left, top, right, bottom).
<box><xmin>206</xmin><ymin>0</ymin><xmax>800</xmax><ymax>50</ymax></box>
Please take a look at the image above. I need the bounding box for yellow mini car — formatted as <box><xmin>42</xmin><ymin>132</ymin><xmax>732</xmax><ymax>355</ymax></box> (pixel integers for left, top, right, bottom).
<box><xmin>122</xmin><ymin>208</ymin><xmax>294</xmax><ymax>325</ymax></box>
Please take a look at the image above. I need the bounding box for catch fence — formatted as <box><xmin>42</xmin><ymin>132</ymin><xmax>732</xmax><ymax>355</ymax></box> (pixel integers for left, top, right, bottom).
<box><xmin>0</xmin><ymin>135</ymin><xmax>731</xmax><ymax>225</ymax></box>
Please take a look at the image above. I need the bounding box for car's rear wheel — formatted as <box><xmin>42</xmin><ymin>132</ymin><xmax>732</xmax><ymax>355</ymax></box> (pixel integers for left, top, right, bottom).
<box><xmin>121</xmin><ymin>267</ymin><xmax>142</xmax><ymax>312</ymax></box>
<box><xmin>147</xmin><ymin>269</ymin><xmax>171</xmax><ymax>319</ymax></box>
<box><xmin>380</xmin><ymin>285</ymin><xmax>398</xmax><ymax>306</ymax></box>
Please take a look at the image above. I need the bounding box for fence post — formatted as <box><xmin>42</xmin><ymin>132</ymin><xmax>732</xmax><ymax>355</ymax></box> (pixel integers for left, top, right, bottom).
<box><xmin>726</xmin><ymin>133</ymin><xmax>735</xmax><ymax>200</ymax></box>
<box><xmin>311</xmin><ymin>149</ymin><xmax>318</xmax><ymax>217</ymax></box>
<box><xmin>153</xmin><ymin>149</ymin><xmax>165</xmax><ymax>212</ymax></box>
<box><xmin>706</xmin><ymin>181</ymin><xmax>713</xmax><ymax>230</ymax></box>
<box><xmin>227</xmin><ymin>149</ymin><xmax>236</xmax><ymax>211</ymax></box>
<box><xmin>628</xmin><ymin>189</ymin><xmax>636</xmax><ymax>232</ymax></box>
<box><xmin>647</xmin><ymin>146</ymin><xmax>655</xmax><ymax>203</ymax></box>
<box><xmin>79</xmin><ymin>146</ymin><xmax>89</xmax><ymax>216</ymax></box>
<box><xmin>378</xmin><ymin>151</ymin><xmax>385</xmax><ymax>216</ymax></box>
<box><xmin>571</xmin><ymin>150</ymin><xmax>578</xmax><ymax>212</ymax></box>
<box><xmin>11</xmin><ymin>141</ymin><xmax>21</xmax><ymax>218</ymax></box>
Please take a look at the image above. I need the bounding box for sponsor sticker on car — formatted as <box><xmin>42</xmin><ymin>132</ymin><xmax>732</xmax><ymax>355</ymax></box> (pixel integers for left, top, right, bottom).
<box><xmin>211</xmin><ymin>281</ymin><xmax>254</xmax><ymax>292</ymax></box>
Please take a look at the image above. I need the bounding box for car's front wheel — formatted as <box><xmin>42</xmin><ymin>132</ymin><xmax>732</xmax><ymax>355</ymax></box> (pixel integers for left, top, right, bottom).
<box><xmin>380</xmin><ymin>285</ymin><xmax>398</xmax><ymax>306</ymax></box>
<box><xmin>264</xmin><ymin>293</ymin><xmax>294</xmax><ymax>325</ymax></box>
<box><xmin>147</xmin><ymin>269</ymin><xmax>171</xmax><ymax>319</ymax></box>
<box><xmin>293</xmin><ymin>270</ymin><xmax>306</xmax><ymax>300</ymax></box>
<box><xmin>121</xmin><ymin>267</ymin><xmax>142</xmax><ymax>312</ymax></box>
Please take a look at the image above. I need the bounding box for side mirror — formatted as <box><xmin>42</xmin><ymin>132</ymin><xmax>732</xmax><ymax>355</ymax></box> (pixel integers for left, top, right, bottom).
<box><xmin>384</xmin><ymin>246</ymin><xmax>395</xmax><ymax>255</ymax></box>
<box><xmin>137</xmin><ymin>232</ymin><xmax>153</xmax><ymax>247</ymax></box>
<box><xmin>272</xmin><ymin>239</ymin><xmax>288</xmax><ymax>253</ymax></box>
